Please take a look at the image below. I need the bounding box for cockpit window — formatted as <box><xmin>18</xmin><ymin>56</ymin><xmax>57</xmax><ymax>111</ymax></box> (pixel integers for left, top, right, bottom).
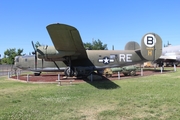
<box><xmin>15</xmin><ymin>56</ymin><xmax>19</xmax><ymax>62</ymax></box>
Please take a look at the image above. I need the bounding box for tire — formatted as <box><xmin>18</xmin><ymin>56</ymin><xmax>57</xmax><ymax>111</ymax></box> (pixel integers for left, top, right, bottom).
<box><xmin>64</xmin><ymin>67</ymin><xmax>74</xmax><ymax>77</ymax></box>
<box><xmin>34</xmin><ymin>72</ymin><xmax>41</xmax><ymax>76</ymax></box>
<box><xmin>74</xmin><ymin>70</ymin><xmax>78</xmax><ymax>77</ymax></box>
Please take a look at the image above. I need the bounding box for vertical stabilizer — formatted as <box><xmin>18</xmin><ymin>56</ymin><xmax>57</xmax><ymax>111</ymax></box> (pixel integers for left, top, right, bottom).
<box><xmin>141</xmin><ymin>33</ymin><xmax>162</xmax><ymax>61</ymax></box>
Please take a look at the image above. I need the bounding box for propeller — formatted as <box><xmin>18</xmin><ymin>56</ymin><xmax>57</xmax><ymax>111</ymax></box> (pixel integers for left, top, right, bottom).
<box><xmin>31</xmin><ymin>41</ymin><xmax>45</xmax><ymax>69</ymax></box>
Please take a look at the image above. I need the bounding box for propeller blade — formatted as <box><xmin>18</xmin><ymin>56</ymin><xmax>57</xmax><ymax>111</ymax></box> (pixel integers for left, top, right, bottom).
<box><xmin>31</xmin><ymin>41</ymin><xmax>36</xmax><ymax>51</ymax></box>
<box><xmin>42</xmin><ymin>59</ymin><xmax>44</xmax><ymax>69</ymax></box>
<box><xmin>35</xmin><ymin>54</ymin><xmax>37</xmax><ymax>70</ymax></box>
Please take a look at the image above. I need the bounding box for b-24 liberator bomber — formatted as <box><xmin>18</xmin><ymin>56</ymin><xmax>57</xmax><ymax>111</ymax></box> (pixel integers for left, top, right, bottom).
<box><xmin>15</xmin><ymin>23</ymin><xmax>162</xmax><ymax>77</ymax></box>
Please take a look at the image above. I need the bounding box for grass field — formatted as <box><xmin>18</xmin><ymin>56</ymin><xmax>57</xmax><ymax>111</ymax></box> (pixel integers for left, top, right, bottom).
<box><xmin>0</xmin><ymin>68</ymin><xmax>180</xmax><ymax>120</ymax></box>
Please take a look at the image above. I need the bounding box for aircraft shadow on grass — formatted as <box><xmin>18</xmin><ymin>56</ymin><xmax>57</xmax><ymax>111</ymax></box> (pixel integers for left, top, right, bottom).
<box><xmin>75</xmin><ymin>75</ymin><xmax>120</xmax><ymax>89</ymax></box>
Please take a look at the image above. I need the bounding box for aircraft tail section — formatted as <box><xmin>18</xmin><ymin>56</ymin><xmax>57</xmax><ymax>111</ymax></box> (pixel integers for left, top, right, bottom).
<box><xmin>140</xmin><ymin>33</ymin><xmax>162</xmax><ymax>61</ymax></box>
<box><xmin>125</xmin><ymin>41</ymin><xmax>140</xmax><ymax>50</ymax></box>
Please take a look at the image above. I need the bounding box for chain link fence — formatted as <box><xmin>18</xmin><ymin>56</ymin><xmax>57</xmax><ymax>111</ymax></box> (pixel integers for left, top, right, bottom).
<box><xmin>0</xmin><ymin>64</ymin><xmax>16</xmax><ymax>76</ymax></box>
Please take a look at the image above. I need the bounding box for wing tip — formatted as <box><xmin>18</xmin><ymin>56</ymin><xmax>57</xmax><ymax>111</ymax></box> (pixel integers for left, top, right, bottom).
<box><xmin>46</xmin><ymin>23</ymin><xmax>77</xmax><ymax>30</ymax></box>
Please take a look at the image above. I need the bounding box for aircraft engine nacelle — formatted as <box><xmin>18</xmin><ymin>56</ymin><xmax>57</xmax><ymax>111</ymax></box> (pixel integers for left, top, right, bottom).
<box><xmin>36</xmin><ymin>46</ymin><xmax>56</xmax><ymax>59</ymax></box>
<box><xmin>37</xmin><ymin>46</ymin><xmax>75</xmax><ymax>61</ymax></box>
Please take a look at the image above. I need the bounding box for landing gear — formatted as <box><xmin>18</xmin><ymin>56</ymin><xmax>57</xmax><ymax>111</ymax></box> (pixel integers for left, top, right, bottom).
<box><xmin>64</xmin><ymin>67</ymin><xmax>74</xmax><ymax>77</ymax></box>
<box><xmin>34</xmin><ymin>72</ymin><xmax>41</xmax><ymax>76</ymax></box>
<box><xmin>74</xmin><ymin>69</ymin><xmax>79</xmax><ymax>77</ymax></box>
<box><xmin>64</xmin><ymin>57</ymin><xmax>74</xmax><ymax>77</ymax></box>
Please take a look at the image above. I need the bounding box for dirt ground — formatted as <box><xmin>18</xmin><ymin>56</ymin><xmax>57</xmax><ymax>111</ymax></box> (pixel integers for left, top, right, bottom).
<box><xmin>10</xmin><ymin>68</ymin><xmax>175</xmax><ymax>84</ymax></box>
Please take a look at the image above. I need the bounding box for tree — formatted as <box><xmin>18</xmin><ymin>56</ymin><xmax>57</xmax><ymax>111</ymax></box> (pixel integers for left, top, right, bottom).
<box><xmin>83</xmin><ymin>39</ymin><xmax>108</xmax><ymax>50</ymax></box>
<box><xmin>35</xmin><ymin>41</ymin><xmax>42</xmax><ymax>48</ymax></box>
<box><xmin>83</xmin><ymin>42</ymin><xmax>93</xmax><ymax>50</ymax></box>
<box><xmin>1</xmin><ymin>48</ymin><xmax>23</xmax><ymax>64</ymax></box>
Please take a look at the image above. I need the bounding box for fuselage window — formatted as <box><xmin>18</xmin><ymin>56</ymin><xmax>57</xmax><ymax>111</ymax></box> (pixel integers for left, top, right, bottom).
<box><xmin>110</xmin><ymin>54</ymin><xmax>117</xmax><ymax>59</ymax></box>
<box><xmin>25</xmin><ymin>59</ymin><xmax>27</xmax><ymax>62</ymax></box>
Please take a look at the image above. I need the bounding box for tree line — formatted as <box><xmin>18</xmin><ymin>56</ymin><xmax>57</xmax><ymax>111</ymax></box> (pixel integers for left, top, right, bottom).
<box><xmin>0</xmin><ymin>39</ymin><xmax>107</xmax><ymax>64</ymax></box>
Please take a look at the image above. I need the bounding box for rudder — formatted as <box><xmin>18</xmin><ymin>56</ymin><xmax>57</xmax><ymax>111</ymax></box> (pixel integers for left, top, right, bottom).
<box><xmin>141</xmin><ymin>33</ymin><xmax>162</xmax><ymax>61</ymax></box>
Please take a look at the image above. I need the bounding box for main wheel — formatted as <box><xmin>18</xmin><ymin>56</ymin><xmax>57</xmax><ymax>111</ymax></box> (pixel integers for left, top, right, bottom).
<box><xmin>34</xmin><ymin>72</ymin><xmax>41</xmax><ymax>76</ymax></box>
<box><xmin>64</xmin><ymin>67</ymin><xmax>74</xmax><ymax>77</ymax></box>
<box><xmin>74</xmin><ymin>70</ymin><xmax>79</xmax><ymax>77</ymax></box>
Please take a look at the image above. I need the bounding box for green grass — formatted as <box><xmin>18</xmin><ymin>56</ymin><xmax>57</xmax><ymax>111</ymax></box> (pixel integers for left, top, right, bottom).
<box><xmin>0</xmin><ymin>68</ymin><xmax>180</xmax><ymax>120</ymax></box>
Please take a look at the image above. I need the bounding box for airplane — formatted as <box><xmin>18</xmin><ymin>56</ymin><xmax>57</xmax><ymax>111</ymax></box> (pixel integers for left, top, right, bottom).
<box><xmin>14</xmin><ymin>55</ymin><xmax>138</xmax><ymax>77</ymax></box>
<box><xmin>14</xmin><ymin>55</ymin><xmax>67</xmax><ymax>76</ymax></box>
<box><xmin>156</xmin><ymin>44</ymin><xmax>180</xmax><ymax>67</ymax></box>
<box><xmin>15</xmin><ymin>23</ymin><xmax>162</xmax><ymax>77</ymax></box>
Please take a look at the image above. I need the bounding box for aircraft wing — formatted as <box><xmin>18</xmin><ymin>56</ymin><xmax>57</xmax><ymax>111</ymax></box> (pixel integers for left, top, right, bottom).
<box><xmin>158</xmin><ymin>55</ymin><xmax>177</xmax><ymax>62</ymax></box>
<box><xmin>46</xmin><ymin>23</ymin><xmax>88</xmax><ymax>59</ymax></box>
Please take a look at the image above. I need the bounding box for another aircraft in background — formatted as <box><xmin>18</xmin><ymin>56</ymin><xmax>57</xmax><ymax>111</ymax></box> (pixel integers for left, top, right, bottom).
<box><xmin>15</xmin><ymin>23</ymin><xmax>162</xmax><ymax>77</ymax></box>
<box><xmin>14</xmin><ymin>55</ymin><xmax>67</xmax><ymax>76</ymax></box>
<box><xmin>157</xmin><ymin>44</ymin><xmax>180</xmax><ymax>66</ymax></box>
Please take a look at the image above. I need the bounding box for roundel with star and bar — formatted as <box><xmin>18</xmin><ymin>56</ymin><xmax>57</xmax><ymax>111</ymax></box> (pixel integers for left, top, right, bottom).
<box><xmin>98</xmin><ymin>56</ymin><xmax>114</xmax><ymax>64</ymax></box>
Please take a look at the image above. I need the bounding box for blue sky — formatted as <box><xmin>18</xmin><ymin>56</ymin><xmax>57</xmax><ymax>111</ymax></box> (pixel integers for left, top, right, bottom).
<box><xmin>0</xmin><ymin>0</ymin><xmax>180</xmax><ymax>57</ymax></box>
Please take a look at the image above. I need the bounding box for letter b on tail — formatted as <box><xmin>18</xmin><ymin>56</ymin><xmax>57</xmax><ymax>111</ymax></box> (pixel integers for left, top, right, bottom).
<box><xmin>141</xmin><ymin>33</ymin><xmax>162</xmax><ymax>61</ymax></box>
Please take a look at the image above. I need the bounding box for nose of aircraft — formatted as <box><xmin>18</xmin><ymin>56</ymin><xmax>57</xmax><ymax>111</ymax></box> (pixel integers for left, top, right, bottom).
<box><xmin>14</xmin><ymin>56</ymin><xmax>19</xmax><ymax>67</ymax></box>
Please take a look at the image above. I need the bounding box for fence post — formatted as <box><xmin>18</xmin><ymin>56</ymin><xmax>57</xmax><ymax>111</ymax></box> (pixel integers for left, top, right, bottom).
<box><xmin>27</xmin><ymin>74</ymin><xmax>29</xmax><ymax>82</ymax></box>
<box><xmin>118</xmin><ymin>71</ymin><xmax>120</xmax><ymax>79</ymax></box>
<box><xmin>141</xmin><ymin>66</ymin><xmax>143</xmax><ymax>76</ymax></box>
<box><xmin>8</xmin><ymin>71</ymin><xmax>10</xmax><ymax>78</ymax></box>
<box><xmin>17</xmin><ymin>72</ymin><xmax>19</xmax><ymax>80</ymax></box>
<box><xmin>57</xmin><ymin>74</ymin><xmax>61</xmax><ymax>86</ymax></box>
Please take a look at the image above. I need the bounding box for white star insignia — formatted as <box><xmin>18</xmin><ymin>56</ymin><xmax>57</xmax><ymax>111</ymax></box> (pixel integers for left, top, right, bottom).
<box><xmin>103</xmin><ymin>57</ymin><xmax>109</xmax><ymax>64</ymax></box>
